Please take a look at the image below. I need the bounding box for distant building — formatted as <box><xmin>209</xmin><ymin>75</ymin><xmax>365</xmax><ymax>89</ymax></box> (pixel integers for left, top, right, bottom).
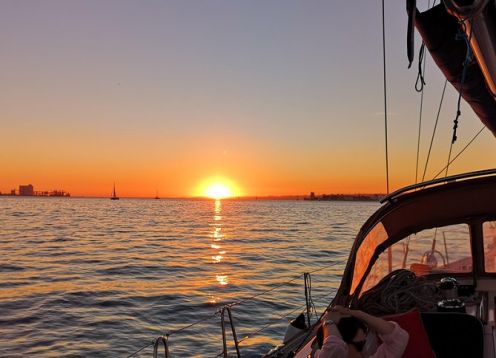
<box><xmin>19</xmin><ymin>184</ymin><xmax>34</xmax><ymax>196</ymax></box>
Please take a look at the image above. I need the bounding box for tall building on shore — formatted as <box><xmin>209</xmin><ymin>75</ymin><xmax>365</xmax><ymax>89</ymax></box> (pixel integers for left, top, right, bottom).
<box><xmin>19</xmin><ymin>184</ymin><xmax>34</xmax><ymax>196</ymax></box>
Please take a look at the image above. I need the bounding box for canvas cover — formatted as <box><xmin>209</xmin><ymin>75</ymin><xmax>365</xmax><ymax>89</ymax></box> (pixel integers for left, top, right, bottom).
<box><xmin>414</xmin><ymin>4</ymin><xmax>496</xmax><ymax>136</ymax></box>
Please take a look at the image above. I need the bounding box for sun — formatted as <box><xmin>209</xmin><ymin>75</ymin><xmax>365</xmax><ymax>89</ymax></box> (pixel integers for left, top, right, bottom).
<box><xmin>194</xmin><ymin>176</ymin><xmax>241</xmax><ymax>199</ymax></box>
<box><xmin>205</xmin><ymin>183</ymin><xmax>232</xmax><ymax>199</ymax></box>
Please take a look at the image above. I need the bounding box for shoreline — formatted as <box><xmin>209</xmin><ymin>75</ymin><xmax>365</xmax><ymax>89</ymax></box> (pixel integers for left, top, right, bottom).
<box><xmin>0</xmin><ymin>194</ymin><xmax>383</xmax><ymax>202</ymax></box>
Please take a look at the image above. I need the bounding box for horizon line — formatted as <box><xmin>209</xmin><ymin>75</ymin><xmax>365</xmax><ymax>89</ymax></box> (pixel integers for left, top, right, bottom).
<box><xmin>0</xmin><ymin>193</ymin><xmax>386</xmax><ymax>200</ymax></box>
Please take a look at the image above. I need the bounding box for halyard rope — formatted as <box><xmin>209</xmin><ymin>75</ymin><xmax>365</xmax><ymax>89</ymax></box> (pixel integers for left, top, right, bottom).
<box><xmin>415</xmin><ymin>48</ymin><xmax>427</xmax><ymax>185</ymax></box>
<box><xmin>421</xmin><ymin>79</ymin><xmax>448</xmax><ymax>182</ymax></box>
<box><xmin>446</xmin><ymin>18</ymin><xmax>474</xmax><ymax>176</ymax></box>
<box><xmin>382</xmin><ymin>0</ymin><xmax>390</xmax><ymax>195</ymax></box>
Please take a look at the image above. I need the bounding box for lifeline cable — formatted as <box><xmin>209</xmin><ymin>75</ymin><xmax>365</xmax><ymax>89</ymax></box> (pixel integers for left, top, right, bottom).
<box><xmin>126</xmin><ymin>340</ymin><xmax>155</xmax><ymax>358</ymax></box>
<box><xmin>237</xmin><ymin>290</ymin><xmax>338</xmax><ymax>350</ymax></box>
<box><xmin>126</xmin><ymin>260</ymin><xmax>345</xmax><ymax>356</ymax></box>
<box><xmin>229</xmin><ymin>259</ymin><xmax>345</xmax><ymax>308</ymax></box>
<box><xmin>165</xmin><ymin>310</ymin><xmax>220</xmax><ymax>337</ymax></box>
<box><xmin>237</xmin><ymin>300</ymin><xmax>314</xmax><ymax>346</ymax></box>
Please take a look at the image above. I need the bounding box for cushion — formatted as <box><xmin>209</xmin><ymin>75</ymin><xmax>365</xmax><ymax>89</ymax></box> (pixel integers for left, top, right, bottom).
<box><xmin>420</xmin><ymin>312</ymin><xmax>484</xmax><ymax>358</ymax></box>
<box><xmin>383</xmin><ymin>308</ymin><xmax>435</xmax><ymax>358</ymax></box>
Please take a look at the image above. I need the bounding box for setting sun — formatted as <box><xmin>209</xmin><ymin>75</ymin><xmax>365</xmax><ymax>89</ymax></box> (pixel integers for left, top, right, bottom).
<box><xmin>194</xmin><ymin>176</ymin><xmax>242</xmax><ymax>199</ymax></box>
<box><xmin>205</xmin><ymin>183</ymin><xmax>232</xmax><ymax>199</ymax></box>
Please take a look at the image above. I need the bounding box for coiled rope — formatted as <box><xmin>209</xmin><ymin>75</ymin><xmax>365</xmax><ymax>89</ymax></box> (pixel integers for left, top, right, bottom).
<box><xmin>357</xmin><ymin>269</ymin><xmax>441</xmax><ymax>316</ymax></box>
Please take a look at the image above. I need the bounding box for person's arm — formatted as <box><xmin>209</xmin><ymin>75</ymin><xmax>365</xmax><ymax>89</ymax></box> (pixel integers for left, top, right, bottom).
<box><xmin>332</xmin><ymin>306</ymin><xmax>395</xmax><ymax>335</ymax></box>
<box><xmin>372</xmin><ymin>321</ymin><xmax>409</xmax><ymax>357</ymax></box>
<box><xmin>332</xmin><ymin>306</ymin><xmax>409</xmax><ymax>357</ymax></box>
<box><xmin>315</xmin><ymin>310</ymin><xmax>348</xmax><ymax>358</ymax></box>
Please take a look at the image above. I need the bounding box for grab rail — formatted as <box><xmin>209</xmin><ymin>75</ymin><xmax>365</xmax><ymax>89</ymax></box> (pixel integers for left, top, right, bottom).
<box><xmin>380</xmin><ymin>168</ymin><xmax>496</xmax><ymax>203</ymax></box>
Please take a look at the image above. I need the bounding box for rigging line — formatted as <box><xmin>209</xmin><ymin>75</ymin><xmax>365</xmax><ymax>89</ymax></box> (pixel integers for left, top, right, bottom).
<box><xmin>382</xmin><ymin>0</ymin><xmax>390</xmax><ymax>194</ymax></box>
<box><xmin>237</xmin><ymin>301</ymin><xmax>310</xmax><ymax>345</ymax></box>
<box><xmin>310</xmin><ymin>290</ymin><xmax>338</xmax><ymax>304</ymax></box>
<box><xmin>130</xmin><ymin>316</ymin><xmax>220</xmax><ymax>357</ymax></box>
<box><xmin>446</xmin><ymin>19</ymin><xmax>473</xmax><ymax>176</ymax></box>
<box><xmin>307</xmin><ymin>274</ymin><xmax>318</xmax><ymax>319</ymax></box>
<box><xmin>306</xmin><ymin>259</ymin><xmax>347</xmax><ymax>275</ymax></box>
<box><xmin>415</xmin><ymin>44</ymin><xmax>427</xmax><ymax>93</ymax></box>
<box><xmin>432</xmin><ymin>126</ymin><xmax>486</xmax><ymax>180</ymax></box>
<box><xmin>126</xmin><ymin>340</ymin><xmax>155</xmax><ymax>358</ymax></box>
<box><xmin>421</xmin><ymin>79</ymin><xmax>448</xmax><ymax>182</ymax></box>
<box><xmin>451</xmin><ymin>18</ymin><xmax>473</xmax><ymax>143</ymax></box>
<box><xmin>304</xmin><ymin>273</ymin><xmax>312</xmax><ymax>327</ymax></box>
<box><xmin>238</xmin><ymin>294</ymin><xmax>340</xmax><ymax>345</ymax></box>
<box><xmin>414</xmin><ymin>8</ymin><xmax>433</xmax><ymax>183</ymax></box>
<box><xmin>291</xmin><ymin>287</ymin><xmax>342</xmax><ymax>354</ymax></box>
<box><xmin>165</xmin><ymin>311</ymin><xmax>220</xmax><ymax>337</ymax></box>
<box><xmin>136</xmin><ymin>260</ymin><xmax>345</xmax><ymax>349</ymax></box>
<box><xmin>304</xmin><ymin>273</ymin><xmax>318</xmax><ymax>325</ymax></box>
<box><xmin>229</xmin><ymin>274</ymin><xmax>303</xmax><ymax>308</ymax></box>
<box><xmin>133</xmin><ymin>262</ymin><xmax>345</xmax><ymax>355</ymax></box>
<box><xmin>230</xmin><ymin>260</ymin><xmax>345</xmax><ymax>308</ymax></box>
<box><xmin>237</xmin><ymin>290</ymin><xmax>339</xmax><ymax>347</ymax></box>
<box><xmin>415</xmin><ymin>48</ymin><xmax>427</xmax><ymax>184</ymax></box>
<box><xmin>445</xmin><ymin>140</ymin><xmax>455</xmax><ymax>178</ymax></box>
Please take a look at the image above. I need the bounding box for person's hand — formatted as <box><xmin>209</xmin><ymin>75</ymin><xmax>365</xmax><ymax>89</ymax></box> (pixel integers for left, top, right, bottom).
<box><xmin>331</xmin><ymin>305</ymin><xmax>353</xmax><ymax>316</ymax></box>
<box><xmin>323</xmin><ymin>305</ymin><xmax>350</xmax><ymax>324</ymax></box>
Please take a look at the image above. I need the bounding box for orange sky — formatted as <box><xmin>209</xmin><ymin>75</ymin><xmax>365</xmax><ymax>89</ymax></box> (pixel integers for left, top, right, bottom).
<box><xmin>1</xmin><ymin>1</ymin><xmax>495</xmax><ymax>197</ymax></box>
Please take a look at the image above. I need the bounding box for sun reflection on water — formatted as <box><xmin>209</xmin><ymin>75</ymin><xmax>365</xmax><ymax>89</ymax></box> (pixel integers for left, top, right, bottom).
<box><xmin>216</xmin><ymin>275</ymin><xmax>229</xmax><ymax>286</ymax></box>
<box><xmin>210</xmin><ymin>199</ymin><xmax>229</xmax><ymax>289</ymax></box>
<box><xmin>214</xmin><ymin>199</ymin><xmax>222</xmax><ymax>221</ymax></box>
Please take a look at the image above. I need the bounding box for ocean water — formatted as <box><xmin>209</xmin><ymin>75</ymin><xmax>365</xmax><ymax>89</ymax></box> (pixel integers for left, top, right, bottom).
<box><xmin>0</xmin><ymin>198</ymin><xmax>378</xmax><ymax>357</ymax></box>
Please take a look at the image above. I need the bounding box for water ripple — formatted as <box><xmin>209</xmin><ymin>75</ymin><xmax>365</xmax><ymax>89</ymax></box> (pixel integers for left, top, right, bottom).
<box><xmin>0</xmin><ymin>197</ymin><xmax>378</xmax><ymax>356</ymax></box>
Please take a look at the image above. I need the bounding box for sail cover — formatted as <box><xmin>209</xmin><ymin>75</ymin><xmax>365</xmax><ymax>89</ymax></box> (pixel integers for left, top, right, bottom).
<box><xmin>411</xmin><ymin>3</ymin><xmax>496</xmax><ymax>136</ymax></box>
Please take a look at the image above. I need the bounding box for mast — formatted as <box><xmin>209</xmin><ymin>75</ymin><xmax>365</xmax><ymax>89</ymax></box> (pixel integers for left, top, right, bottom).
<box><xmin>111</xmin><ymin>183</ymin><xmax>119</xmax><ymax>200</ymax></box>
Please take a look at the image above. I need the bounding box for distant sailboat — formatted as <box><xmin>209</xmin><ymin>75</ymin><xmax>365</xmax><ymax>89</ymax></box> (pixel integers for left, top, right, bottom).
<box><xmin>155</xmin><ymin>190</ymin><xmax>160</xmax><ymax>200</ymax></box>
<box><xmin>111</xmin><ymin>183</ymin><xmax>119</xmax><ymax>200</ymax></box>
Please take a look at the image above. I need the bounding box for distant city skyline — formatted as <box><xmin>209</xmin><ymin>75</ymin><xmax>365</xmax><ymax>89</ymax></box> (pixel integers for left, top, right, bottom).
<box><xmin>1</xmin><ymin>184</ymin><xmax>70</xmax><ymax>197</ymax></box>
<box><xmin>1</xmin><ymin>1</ymin><xmax>495</xmax><ymax>197</ymax></box>
<box><xmin>0</xmin><ymin>182</ymin><xmax>383</xmax><ymax>199</ymax></box>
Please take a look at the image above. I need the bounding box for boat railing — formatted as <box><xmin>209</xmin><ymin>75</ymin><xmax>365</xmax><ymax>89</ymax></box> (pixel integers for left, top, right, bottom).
<box><xmin>380</xmin><ymin>168</ymin><xmax>496</xmax><ymax>204</ymax></box>
<box><xmin>126</xmin><ymin>260</ymin><xmax>345</xmax><ymax>358</ymax></box>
